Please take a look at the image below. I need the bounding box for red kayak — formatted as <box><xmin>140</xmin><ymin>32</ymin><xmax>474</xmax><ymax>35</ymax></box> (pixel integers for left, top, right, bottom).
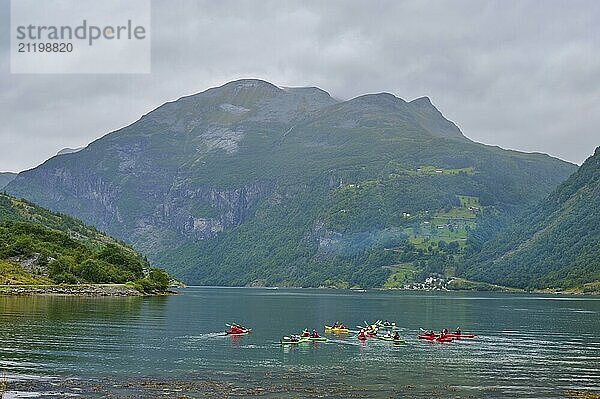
<box><xmin>430</xmin><ymin>333</ymin><xmax>476</xmax><ymax>339</ymax></box>
<box><xmin>225</xmin><ymin>328</ymin><xmax>251</xmax><ymax>336</ymax></box>
<box><xmin>420</xmin><ymin>331</ymin><xmax>476</xmax><ymax>339</ymax></box>
<box><xmin>418</xmin><ymin>335</ymin><xmax>453</xmax><ymax>342</ymax></box>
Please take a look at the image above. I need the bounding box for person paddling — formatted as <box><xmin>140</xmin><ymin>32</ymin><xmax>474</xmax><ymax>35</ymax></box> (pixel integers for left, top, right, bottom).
<box><xmin>455</xmin><ymin>327</ymin><xmax>462</xmax><ymax>335</ymax></box>
<box><xmin>394</xmin><ymin>332</ymin><xmax>400</xmax><ymax>340</ymax></box>
<box><xmin>230</xmin><ymin>324</ymin><xmax>243</xmax><ymax>334</ymax></box>
<box><xmin>311</xmin><ymin>329</ymin><xmax>319</xmax><ymax>338</ymax></box>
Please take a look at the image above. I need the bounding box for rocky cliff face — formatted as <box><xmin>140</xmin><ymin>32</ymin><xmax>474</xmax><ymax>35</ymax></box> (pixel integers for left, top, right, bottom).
<box><xmin>6</xmin><ymin>79</ymin><xmax>577</xmax><ymax>286</ymax></box>
<box><xmin>163</xmin><ymin>181</ymin><xmax>275</xmax><ymax>239</ymax></box>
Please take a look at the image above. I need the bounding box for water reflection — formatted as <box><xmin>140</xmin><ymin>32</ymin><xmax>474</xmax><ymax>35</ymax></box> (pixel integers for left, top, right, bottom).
<box><xmin>0</xmin><ymin>288</ymin><xmax>598</xmax><ymax>399</ymax></box>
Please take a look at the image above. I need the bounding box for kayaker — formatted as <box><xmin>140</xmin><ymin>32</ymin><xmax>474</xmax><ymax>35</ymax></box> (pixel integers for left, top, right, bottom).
<box><xmin>311</xmin><ymin>329</ymin><xmax>319</xmax><ymax>338</ymax></box>
<box><xmin>358</xmin><ymin>329</ymin><xmax>366</xmax><ymax>339</ymax></box>
<box><xmin>394</xmin><ymin>332</ymin><xmax>400</xmax><ymax>340</ymax></box>
<box><xmin>455</xmin><ymin>327</ymin><xmax>462</xmax><ymax>335</ymax></box>
<box><xmin>384</xmin><ymin>331</ymin><xmax>393</xmax><ymax>338</ymax></box>
<box><xmin>339</xmin><ymin>323</ymin><xmax>345</xmax><ymax>329</ymax></box>
<box><xmin>301</xmin><ymin>329</ymin><xmax>310</xmax><ymax>337</ymax></box>
<box><xmin>443</xmin><ymin>328</ymin><xmax>449</xmax><ymax>335</ymax></box>
<box><xmin>290</xmin><ymin>335</ymin><xmax>298</xmax><ymax>342</ymax></box>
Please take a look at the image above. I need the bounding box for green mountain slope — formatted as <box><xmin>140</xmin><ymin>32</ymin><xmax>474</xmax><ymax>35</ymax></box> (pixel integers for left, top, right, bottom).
<box><xmin>5</xmin><ymin>79</ymin><xmax>576</xmax><ymax>287</ymax></box>
<box><xmin>460</xmin><ymin>147</ymin><xmax>600</xmax><ymax>290</ymax></box>
<box><xmin>0</xmin><ymin>193</ymin><xmax>168</xmax><ymax>290</ymax></box>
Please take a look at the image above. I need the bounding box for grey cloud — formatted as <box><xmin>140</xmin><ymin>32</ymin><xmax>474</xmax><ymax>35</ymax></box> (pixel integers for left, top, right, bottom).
<box><xmin>1</xmin><ymin>0</ymin><xmax>599</xmax><ymax>171</ymax></box>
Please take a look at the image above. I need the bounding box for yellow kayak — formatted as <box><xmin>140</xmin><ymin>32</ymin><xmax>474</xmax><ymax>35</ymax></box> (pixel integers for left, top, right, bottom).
<box><xmin>324</xmin><ymin>325</ymin><xmax>350</xmax><ymax>334</ymax></box>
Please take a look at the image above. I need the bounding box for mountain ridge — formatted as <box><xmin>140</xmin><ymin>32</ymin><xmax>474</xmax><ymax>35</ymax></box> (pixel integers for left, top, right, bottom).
<box><xmin>5</xmin><ymin>79</ymin><xmax>577</xmax><ymax>287</ymax></box>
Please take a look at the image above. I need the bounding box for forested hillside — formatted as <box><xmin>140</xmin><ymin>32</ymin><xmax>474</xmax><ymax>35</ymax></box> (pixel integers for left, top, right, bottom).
<box><xmin>460</xmin><ymin>147</ymin><xmax>600</xmax><ymax>291</ymax></box>
<box><xmin>0</xmin><ymin>194</ymin><xmax>170</xmax><ymax>291</ymax></box>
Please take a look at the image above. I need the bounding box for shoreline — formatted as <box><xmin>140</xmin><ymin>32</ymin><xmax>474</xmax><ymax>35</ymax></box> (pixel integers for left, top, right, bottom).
<box><xmin>3</xmin><ymin>372</ymin><xmax>599</xmax><ymax>399</ymax></box>
<box><xmin>186</xmin><ymin>285</ymin><xmax>600</xmax><ymax>296</ymax></box>
<box><xmin>0</xmin><ymin>283</ymin><xmax>177</xmax><ymax>297</ymax></box>
<box><xmin>1</xmin><ymin>284</ymin><xmax>597</xmax><ymax>297</ymax></box>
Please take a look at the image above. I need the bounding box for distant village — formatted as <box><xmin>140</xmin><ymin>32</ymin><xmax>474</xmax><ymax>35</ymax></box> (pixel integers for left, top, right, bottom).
<box><xmin>402</xmin><ymin>276</ymin><xmax>451</xmax><ymax>291</ymax></box>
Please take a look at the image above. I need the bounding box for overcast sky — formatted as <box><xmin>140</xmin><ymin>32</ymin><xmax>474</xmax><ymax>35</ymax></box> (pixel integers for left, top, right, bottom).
<box><xmin>1</xmin><ymin>0</ymin><xmax>599</xmax><ymax>172</ymax></box>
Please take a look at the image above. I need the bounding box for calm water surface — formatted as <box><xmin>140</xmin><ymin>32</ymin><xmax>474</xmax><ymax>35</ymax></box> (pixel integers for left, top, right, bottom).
<box><xmin>1</xmin><ymin>287</ymin><xmax>599</xmax><ymax>398</ymax></box>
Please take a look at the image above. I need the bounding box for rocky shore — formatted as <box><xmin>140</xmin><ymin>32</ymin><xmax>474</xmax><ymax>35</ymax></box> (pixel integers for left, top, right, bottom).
<box><xmin>0</xmin><ymin>284</ymin><xmax>176</xmax><ymax>296</ymax></box>
<box><xmin>4</xmin><ymin>374</ymin><xmax>598</xmax><ymax>399</ymax></box>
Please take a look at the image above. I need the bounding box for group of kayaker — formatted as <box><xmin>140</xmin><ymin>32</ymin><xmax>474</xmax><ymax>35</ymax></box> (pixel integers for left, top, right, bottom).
<box><xmin>358</xmin><ymin>329</ymin><xmax>401</xmax><ymax>340</ymax></box>
<box><xmin>226</xmin><ymin>320</ymin><xmax>474</xmax><ymax>345</ymax></box>
<box><xmin>355</xmin><ymin>320</ymin><xmax>404</xmax><ymax>342</ymax></box>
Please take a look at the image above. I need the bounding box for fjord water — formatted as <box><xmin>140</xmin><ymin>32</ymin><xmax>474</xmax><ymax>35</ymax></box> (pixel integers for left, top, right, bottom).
<box><xmin>1</xmin><ymin>288</ymin><xmax>599</xmax><ymax>398</ymax></box>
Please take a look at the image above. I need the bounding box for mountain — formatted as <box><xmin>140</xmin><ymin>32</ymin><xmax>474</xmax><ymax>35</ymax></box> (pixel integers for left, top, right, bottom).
<box><xmin>459</xmin><ymin>147</ymin><xmax>600</xmax><ymax>291</ymax></box>
<box><xmin>5</xmin><ymin>79</ymin><xmax>576</xmax><ymax>287</ymax></box>
<box><xmin>0</xmin><ymin>192</ymin><xmax>169</xmax><ymax>291</ymax></box>
<box><xmin>0</xmin><ymin>172</ymin><xmax>17</xmax><ymax>189</ymax></box>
